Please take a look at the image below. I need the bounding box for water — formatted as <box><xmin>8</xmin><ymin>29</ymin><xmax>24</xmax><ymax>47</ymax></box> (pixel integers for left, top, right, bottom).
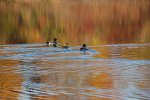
<box><xmin>0</xmin><ymin>43</ymin><xmax>150</xmax><ymax>100</ymax></box>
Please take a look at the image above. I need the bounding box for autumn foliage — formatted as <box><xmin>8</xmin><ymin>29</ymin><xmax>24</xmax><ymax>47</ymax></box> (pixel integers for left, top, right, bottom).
<box><xmin>0</xmin><ymin>0</ymin><xmax>150</xmax><ymax>44</ymax></box>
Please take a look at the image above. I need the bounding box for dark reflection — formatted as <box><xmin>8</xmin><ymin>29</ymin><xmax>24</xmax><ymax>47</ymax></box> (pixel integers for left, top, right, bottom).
<box><xmin>19</xmin><ymin>60</ymin><xmax>44</xmax><ymax>100</ymax></box>
<box><xmin>8</xmin><ymin>32</ymin><xmax>27</xmax><ymax>44</ymax></box>
<box><xmin>30</xmin><ymin>76</ymin><xmax>41</xmax><ymax>84</ymax></box>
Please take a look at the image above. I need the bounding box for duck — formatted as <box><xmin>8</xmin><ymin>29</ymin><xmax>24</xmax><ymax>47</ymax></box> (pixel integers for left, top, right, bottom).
<box><xmin>80</xmin><ymin>44</ymin><xmax>88</xmax><ymax>51</ymax></box>
<box><xmin>46</xmin><ymin>41</ymin><xmax>51</xmax><ymax>46</ymax></box>
<box><xmin>46</xmin><ymin>38</ymin><xmax>58</xmax><ymax>47</ymax></box>
<box><xmin>52</xmin><ymin>38</ymin><xmax>57</xmax><ymax>47</ymax></box>
<box><xmin>62</xmin><ymin>42</ymin><xmax>69</xmax><ymax>49</ymax></box>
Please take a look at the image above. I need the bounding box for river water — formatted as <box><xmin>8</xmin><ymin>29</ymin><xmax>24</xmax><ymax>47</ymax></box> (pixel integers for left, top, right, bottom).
<box><xmin>0</xmin><ymin>43</ymin><xmax>150</xmax><ymax>100</ymax></box>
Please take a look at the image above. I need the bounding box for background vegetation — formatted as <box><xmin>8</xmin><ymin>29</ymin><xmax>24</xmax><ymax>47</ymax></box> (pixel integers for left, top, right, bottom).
<box><xmin>0</xmin><ymin>0</ymin><xmax>150</xmax><ymax>44</ymax></box>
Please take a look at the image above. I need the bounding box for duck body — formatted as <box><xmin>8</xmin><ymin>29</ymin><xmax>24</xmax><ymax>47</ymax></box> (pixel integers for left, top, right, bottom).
<box><xmin>80</xmin><ymin>47</ymin><xmax>88</xmax><ymax>51</ymax></box>
<box><xmin>62</xmin><ymin>42</ymin><xmax>69</xmax><ymax>49</ymax></box>
<box><xmin>53</xmin><ymin>38</ymin><xmax>58</xmax><ymax>47</ymax></box>
<box><xmin>80</xmin><ymin>44</ymin><xmax>88</xmax><ymax>51</ymax></box>
<box><xmin>53</xmin><ymin>41</ymin><xmax>57</xmax><ymax>47</ymax></box>
<box><xmin>62</xmin><ymin>46</ymin><xmax>69</xmax><ymax>49</ymax></box>
<box><xmin>46</xmin><ymin>38</ymin><xmax>58</xmax><ymax>47</ymax></box>
<box><xmin>46</xmin><ymin>41</ymin><xmax>52</xmax><ymax>46</ymax></box>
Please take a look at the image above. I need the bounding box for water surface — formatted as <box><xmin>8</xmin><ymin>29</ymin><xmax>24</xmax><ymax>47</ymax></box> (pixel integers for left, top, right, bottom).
<box><xmin>0</xmin><ymin>43</ymin><xmax>150</xmax><ymax>100</ymax></box>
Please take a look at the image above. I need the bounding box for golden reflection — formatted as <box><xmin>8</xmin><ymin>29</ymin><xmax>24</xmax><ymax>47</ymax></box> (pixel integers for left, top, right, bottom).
<box><xmin>31</xmin><ymin>95</ymin><xmax>58</xmax><ymax>100</ymax></box>
<box><xmin>0</xmin><ymin>73</ymin><xmax>23</xmax><ymax>100</ymax></box>
<box><xmin>0</xmin><ymin>59</ymin><xmax>20</xmax><ymax>67</ymax></box>
<box><xmin>0</xmin><ymin>59</ymin><xmax>22</xmax><ymax>100</ymax></box>
<box><xmin>93</xmin><ymin>45</ymin><xmax>150</xmax><ymax>60</ymax></box>
<box><xmin>89</xmin><ymin>97</ymin><xmax>114</xmax><ymax>100</ymax></box>
<box><xmin>121</xmin><ymin>47</ymin><xmax>150</xmax><ymax>60</ymax></box>
<box><xmin>87</xmin><ymin>72</ymin><xmax>113</xmax><ymax>89</ymax></box>
<box><xmin>137</xmin><ymin>81</ymin><xmax>150</xmax><ymax>89</ymax></box>
<box><xmin>93</xmin><ymin>47</ymin><xmax>110</xmax><ymax>59</ymax></box>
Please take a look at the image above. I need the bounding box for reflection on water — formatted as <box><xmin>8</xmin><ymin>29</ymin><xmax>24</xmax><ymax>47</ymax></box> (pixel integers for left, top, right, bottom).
<box><xmin>0</xmin><ymin>59</ymin><xmax>23</xmax><ymax>100</ymax></box>
<box><xmin>0</xmin><ymin>43</ymin><xmax>150</xmax><ymax>100</ymax></box>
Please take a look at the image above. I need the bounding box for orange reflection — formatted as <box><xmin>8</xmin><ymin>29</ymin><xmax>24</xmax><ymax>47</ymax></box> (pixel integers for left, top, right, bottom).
<box><xmin>31</xmin><ymin>95</ymin><xmax>58</xmax><ymax>100</ymax></box>
<box><xmin>93</xmin><ymin>47</ymin><xmax>110</xmax><ymax>59</ymax></box>
<box><xmin>0</xmin><ymin>59</ymin><xmax>23</xmax><ymax>100</ymax></box>
<box><xmin>90</xmin><ymin>97</ymin><xmax>113</xmax><ymax>100</ymax></box>
<box><xmin>137</xmin><ymin>81</ymin><xmax>150</xmax><ymax>89</ymax></box>
<box><xmin>121</xmin><ymin>47</ymin><xmax>150</xmax><ymax>60</ymax></box>
<box><xmin>87</xmin><ymin>72</ymin><xmax>113</xmax><ymax>89</ymax></box>
<box><xmin>136</xmin><ymin>65</ymin><xmax>150</xmax><ymax>90</ymax></box>
<box><xmin>0</xmin><ymin>59</ymin><xmax>20</xmax><ymax>67</ymax></box>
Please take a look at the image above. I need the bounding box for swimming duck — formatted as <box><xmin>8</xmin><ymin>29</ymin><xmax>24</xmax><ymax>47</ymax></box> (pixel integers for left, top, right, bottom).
<box><xmin>80</xmin><ymin>44</ymin><xmax>88</xmax><ymax>51</ymax></box>
<box><xmin>62</xmin><ymin>42</ymin><xmax>69</xmax><ymax>49</ymax></box>
<box><xmin>52</xmin><ymin>38</ymin><xmax>57</xmax><ymax>47</ymax></box>
<box><xmin>46</xmin><ymin>41</ymin><xmax>51</xmax><ymax>46</ymax></box>
<box><xmin>46</xmin><ymin>38</ymin><xmax>58</xmax><ymax>47</ymax></box>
